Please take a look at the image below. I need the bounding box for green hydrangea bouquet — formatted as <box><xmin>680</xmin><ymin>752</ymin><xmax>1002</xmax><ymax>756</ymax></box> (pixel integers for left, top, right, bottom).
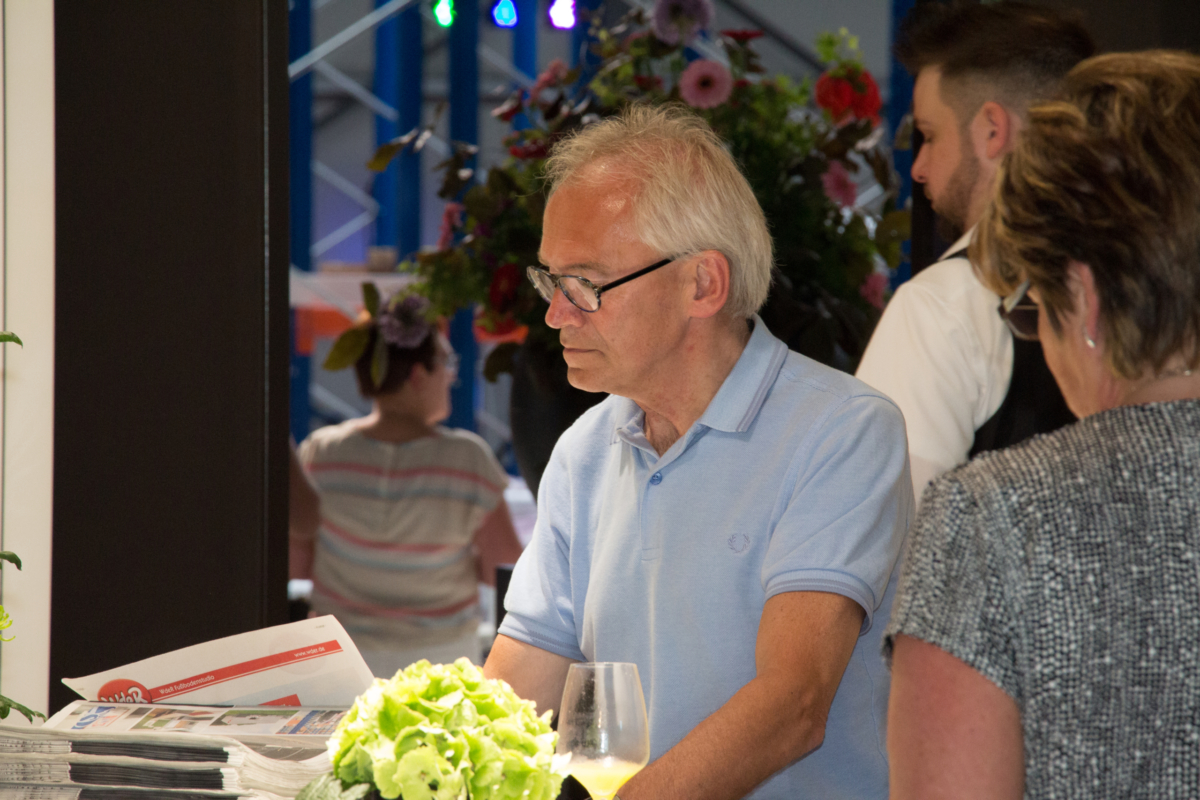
<box><xmin>300</xmin><ymin>659</ymin><xmax>563</xmax><ymax>800</ymax></box>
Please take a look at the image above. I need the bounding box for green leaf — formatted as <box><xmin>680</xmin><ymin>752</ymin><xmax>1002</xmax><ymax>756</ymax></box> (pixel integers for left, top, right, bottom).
<box><xmin>362</xmin><ymin>282</ymin><xmax>381</xmax><ymax>317</ymax></box>
<box><xmin>0</xmin><ymin>552</ymin><xmax>23</xmax><ymax>570</ymax></box>
<box><xmin>0</xmin><ymin>332</ymin><xmax>22</xmax><ymax>346</ymax></box>
<box><xmin>323</xmin><ymin>328</ymin><xmax>371</xmax><ymax>372</ymax></box>
<box><xmin>0</xmin><ymin>693</ymin><xmax>46</xmax><ymax>723</ymax></box>
<box><xmin>367</xmin><ymin>128</ymin><xmax>421</xmax><ymax>172</ymax></box>
<box><xmin>370</xmin><ymin>330</ymin><xmax>389</xmax><ymax>389</ymax></box>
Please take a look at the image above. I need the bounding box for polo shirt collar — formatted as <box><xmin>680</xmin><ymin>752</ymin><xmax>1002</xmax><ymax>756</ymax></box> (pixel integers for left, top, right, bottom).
<box><xmin>696</xmin><ymin>315</ymin><xmax>787</xmax><ymax>433</ymax></box>
<box><xmin>610</xmin><ymin>314</ymin><xmax>787</xmax><ymax>446</ymax></box>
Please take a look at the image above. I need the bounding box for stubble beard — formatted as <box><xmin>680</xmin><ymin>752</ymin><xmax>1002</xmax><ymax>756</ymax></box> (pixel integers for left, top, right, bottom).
<box><xmin>933</xmin><ymin>143</ymin><xmax>982</xmax><ymax>244</ymax></box>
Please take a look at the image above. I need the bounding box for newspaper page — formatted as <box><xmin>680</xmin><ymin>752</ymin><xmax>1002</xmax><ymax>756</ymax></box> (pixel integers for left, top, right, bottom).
<box><xmin>61</xmin><ymin>617</ymin><xmax>374</xmax><ymax>708</ymax></box>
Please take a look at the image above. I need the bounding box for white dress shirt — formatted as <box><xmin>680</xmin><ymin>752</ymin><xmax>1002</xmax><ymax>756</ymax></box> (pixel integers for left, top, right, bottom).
<box><xmin>856</xmin><ymin>229</ymin><xmax>1013</xmax><ymax>504</ymax></box>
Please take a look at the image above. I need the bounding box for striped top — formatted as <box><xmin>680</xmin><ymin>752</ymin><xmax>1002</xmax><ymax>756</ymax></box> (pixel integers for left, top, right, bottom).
<box><xmin>298</xmin><ymin>421</ymin><xmax>508</xmax><ymax>651</ymax></box>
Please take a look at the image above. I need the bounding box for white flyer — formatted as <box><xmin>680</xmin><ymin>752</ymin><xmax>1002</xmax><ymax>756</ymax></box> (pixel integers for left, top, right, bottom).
<box><xmin>61</xmin><ymin>616</ymin><xmax>374</xmax><ymax>708</ymax></box>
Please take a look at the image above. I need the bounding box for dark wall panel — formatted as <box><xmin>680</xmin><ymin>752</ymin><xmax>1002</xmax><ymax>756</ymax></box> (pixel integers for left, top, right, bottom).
<box><xmin>52</xmin><ymin>1</ymin><xmax>290</xmax><ymax>712</ymax></box>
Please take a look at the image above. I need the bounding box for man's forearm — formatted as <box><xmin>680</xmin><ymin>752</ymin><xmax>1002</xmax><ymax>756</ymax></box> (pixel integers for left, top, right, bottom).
<box><xmin>617</xmin><ymin>670</ymin><xmax>828</xmax><ymax>800</ymax></box>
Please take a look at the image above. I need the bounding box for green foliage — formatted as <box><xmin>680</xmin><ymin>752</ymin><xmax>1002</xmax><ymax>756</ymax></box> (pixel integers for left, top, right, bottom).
<box><xmin>317</xmin><ymin>658</ymin><xmax>563</xmax><ymax>800</ymax></box>
<box><xmin>370</xmin><ymin>11</ymin><xmax>909</xmax><ymax>375</ymax></box>
<box><xmin>0</xmin><ymin>546</ymin><xmax>46</xmax><ymax>722</ymax></box>
<box><xmin>0</xmin><ymin>332</ymin><xmax>22</xmax><ymax>346</ymax></box>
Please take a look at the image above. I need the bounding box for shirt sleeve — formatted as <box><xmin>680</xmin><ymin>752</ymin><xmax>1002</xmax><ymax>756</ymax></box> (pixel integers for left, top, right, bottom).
<box><xmin>761</xmin><ymin>393</ymin><xmax>913</xmax><ymax>634</ymax></box>
<box><xmin>855</xmin><ymin>273</ymin><xmax>988</xmax><ymax>502</ymax></box>
<box><xmin>496</xmin><ymin>441</ymin><xmax>586</xmax><ymax>661</ymax></box>
<box><xmin>882</xmin><ymin>472</ymin><xmax>1021</xmax><ymax>702</ymax></box>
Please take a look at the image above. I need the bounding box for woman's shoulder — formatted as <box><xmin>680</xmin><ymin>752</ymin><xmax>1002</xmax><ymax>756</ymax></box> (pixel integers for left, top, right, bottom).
<box><xmin>299</xmin><ymin>419</ymin><xmax>370</xmax><ymax>461</ymax></box>
<box><xmin>426</xmin><ymin>427</ymin><xmax>509</xmax><ymax>485</ymax></box>
<box><xmin>935</xmin><ymin>400</ymin><xmax>1200</xmax><ymax>509</ymax></box>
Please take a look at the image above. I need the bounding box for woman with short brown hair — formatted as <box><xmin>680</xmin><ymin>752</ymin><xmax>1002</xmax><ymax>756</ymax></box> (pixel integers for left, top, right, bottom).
<box><xmin>885</xmin><ymin>50</ymin><xmax>1200</xmax><ymax>799</ymax></box>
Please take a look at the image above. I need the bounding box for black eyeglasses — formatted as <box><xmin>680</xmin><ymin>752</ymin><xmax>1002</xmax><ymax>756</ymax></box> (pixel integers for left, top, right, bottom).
<box><xmin>998</xmin><ymin>278</ymin><xmax>1039</xmax><ymax>341</ymax></box>
<box><xmin>526</xmin><ymin>257</ymin><xmax>676</xmax><ymax>313</ymax></box>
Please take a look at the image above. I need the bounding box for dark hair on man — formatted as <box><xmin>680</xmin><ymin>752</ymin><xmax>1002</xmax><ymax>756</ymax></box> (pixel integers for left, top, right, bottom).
<box><xmin>896</xmin><ymin>1</ymin><xmax>1095</xmax><ymax>119</ymax></box>
<box><xmin>353</xmin><ymin>328</ymin><xmax>437</xmax><ymax>398</ymax></box>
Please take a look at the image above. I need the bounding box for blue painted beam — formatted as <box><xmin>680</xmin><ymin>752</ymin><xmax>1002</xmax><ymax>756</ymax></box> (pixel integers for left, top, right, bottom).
<box><xmin>289</xmin><ymin>0</ymin><xmax>314</xmax><ymax>444</ymax></box>
<box><xmin>572</xmin><ymin>0</ymin><xmax>602</xmax><ymax>83</ymax></box>
<box><xmin>511</xmin><ymin>0</ymin><xmax>538</xmax><ymax>129</ymax></box>
<box><xmin>374</xmin><ymin>4</ymin><xmax>423</xmax><ymax>258</ymax></box>
<box><xmin>513</xmin><ymin>0</ymin><xmax>537</xmax><ymax>80</ymax></box>
<box><xmin>890</xmin><ymin>0</ymin><xmax>916</xmax><ymax>287</ymax></box>
<box><xmin>448</xmin><ymin>0</ymin><xmax>479</xmax><ymax>432</ymax></box>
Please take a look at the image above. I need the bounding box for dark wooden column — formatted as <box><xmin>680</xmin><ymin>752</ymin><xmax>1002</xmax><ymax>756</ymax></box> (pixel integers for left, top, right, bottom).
<box><xmin>51</xmin><ymin>1</ymin><xmax>290</xmax><ymax>713</ymax></box>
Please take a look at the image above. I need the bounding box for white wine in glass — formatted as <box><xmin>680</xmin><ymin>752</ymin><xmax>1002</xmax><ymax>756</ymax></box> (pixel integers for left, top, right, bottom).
<box><xmin>556</xmin><ymin>662</ymin><xmax>650</xmax><ymax>800</ymax></box>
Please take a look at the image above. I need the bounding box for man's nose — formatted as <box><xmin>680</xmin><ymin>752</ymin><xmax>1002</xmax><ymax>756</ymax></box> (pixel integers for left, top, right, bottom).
<box><xmin>545</xmin><ymin>286</ymin><xmax>583</xmax><ymax>330</ymax></box>
<box><xmin>911</xmin><ymin>142</ymin><xmax>928</xmax><ymax>184</ymax></box>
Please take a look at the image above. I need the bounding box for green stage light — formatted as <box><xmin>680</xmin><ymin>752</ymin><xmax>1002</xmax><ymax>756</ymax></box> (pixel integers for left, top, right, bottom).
<box><xmin>434</xmin><ymin>0</ymin><xmax>454</xmax><ymax>27</ymax></box>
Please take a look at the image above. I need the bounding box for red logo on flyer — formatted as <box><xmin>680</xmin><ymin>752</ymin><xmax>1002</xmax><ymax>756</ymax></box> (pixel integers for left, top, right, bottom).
<box><xmin>97</xmin><ymin>679</ymin><xmax>152</xmax><ymax>703</ymax></box>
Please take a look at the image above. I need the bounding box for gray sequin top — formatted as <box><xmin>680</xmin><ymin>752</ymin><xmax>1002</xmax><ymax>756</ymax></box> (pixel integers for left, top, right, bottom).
<box><xmin>884</xmin><ymin>400</ymin><xmax>1200</xmax><ymax>798</ymax></box>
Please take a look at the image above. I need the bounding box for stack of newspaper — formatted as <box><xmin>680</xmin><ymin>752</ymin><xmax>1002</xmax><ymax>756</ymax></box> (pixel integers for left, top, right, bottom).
<box><xmin>0</xmin><ymin>617</ymin><xmax>377</xmax><ymax>800</ymax></box>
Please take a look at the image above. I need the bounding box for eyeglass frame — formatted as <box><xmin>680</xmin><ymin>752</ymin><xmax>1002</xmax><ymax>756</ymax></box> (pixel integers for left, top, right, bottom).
<box><xmin>526</xmin><ymin>257</ymin><xmax>677</xmax><ymax>313</ymax></box>
<box><xmin>997</xmin><ymin>277</ymin><xmax>1040</xmax><ymax>341</ymax></box>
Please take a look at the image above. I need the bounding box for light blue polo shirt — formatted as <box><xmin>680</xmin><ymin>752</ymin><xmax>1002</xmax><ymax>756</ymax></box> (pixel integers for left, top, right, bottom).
<box><xmin>499</xmin><ymin>317</ymin><xmax>912</xmax><ymax>799</ymax></box>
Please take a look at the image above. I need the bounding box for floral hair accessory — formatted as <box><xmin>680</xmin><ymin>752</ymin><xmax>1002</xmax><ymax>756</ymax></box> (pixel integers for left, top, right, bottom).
<box><xmin>378</xmin><ymin>294</ymin><xmax>432</xmax><ymax>349</ymax></box>
<box><xmin>323</xmin><ymin>282</ymin><xmax>434</xmax><ymax>389</ymax></box>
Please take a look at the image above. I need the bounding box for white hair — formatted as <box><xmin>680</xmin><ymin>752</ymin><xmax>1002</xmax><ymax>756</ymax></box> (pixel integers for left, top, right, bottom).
<box><xmin>544</xmin><ymin>104</ymin><xmax>773</xmax><ymax>318</ymax></box>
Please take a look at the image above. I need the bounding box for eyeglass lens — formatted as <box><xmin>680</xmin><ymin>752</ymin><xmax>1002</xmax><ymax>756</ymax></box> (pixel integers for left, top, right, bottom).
<box><xmin>526</xmin><ymin>268</ymin><xmax>601</xmax><ymax>312</ymax></box>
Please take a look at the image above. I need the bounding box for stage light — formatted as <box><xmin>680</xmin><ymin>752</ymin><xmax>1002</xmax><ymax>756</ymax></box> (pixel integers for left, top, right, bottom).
<box><xmin>491</xmin><ymin>0</ymin><xmax>518</xmax><ymax>27</ymax></box>
<box><xmin>433</xmin><ymin>0</ymin><xmax>454</xmax><ymax>27</ymax></box>
<box><xmin>548</xmin><ymin>0</ymin><xmax>575</xmax><ymax>29</ymax></box>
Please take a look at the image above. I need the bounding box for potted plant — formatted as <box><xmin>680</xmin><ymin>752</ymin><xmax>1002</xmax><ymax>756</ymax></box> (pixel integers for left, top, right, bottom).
<box><xmin>371</xmin><ymin>7</ymin><xmax>908</xmax><ymax>492</ymax></box>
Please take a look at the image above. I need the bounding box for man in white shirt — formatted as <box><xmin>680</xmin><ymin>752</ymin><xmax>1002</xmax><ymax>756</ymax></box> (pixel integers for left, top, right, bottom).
<box><xmin>856</xmin><ymin>1</ymin><xmax>1093</xmax><ymax>502</ymax></box>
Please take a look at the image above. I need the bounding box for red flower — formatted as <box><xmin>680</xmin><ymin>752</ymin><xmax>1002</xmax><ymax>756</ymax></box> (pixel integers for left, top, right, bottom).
<box><xmin>679</xmin><ymin>60</ymin><xmax>734</xmax><ymax>110</ymax></box>
<box><xmin>733</xmin><ymin>78</ymin><xmax>751</xmax><ymax>89</ymax></box>
<box><xmin>488</xmin><ymin>263</ymin><xmax>522</xmax><ymax>313</ymax></box>
<box><xmin>633</xmin><ymin>74</ymin><xmax>664</xmax><ymax>92</ymax></box>
<box><xmin>859</xmin><ymin>272</ymin><xmax>888</xmax><ymax>310</ymax></box>
<box><xmin>815</xmin><ymin>73</ymin><xmax>855</xmax><ymax>122</ymax></box>
<box><xmin>721</xmin><ymin>29</ymin><xmax>764</xmax><ymax>43</ymax></box>
<box><xmin>509</xmin><ymin>141</ymin><xmax>549</xmax><ymax>160</ymax></box>
<box><xmin>849</xmin><ymin>69</ymin><xmax>882</xmax><ymax>124</ymax></box>
<box><xmin>436</xmin><ymin>202</ymin><xmax>465</xmax><ymax>251</ymax></box>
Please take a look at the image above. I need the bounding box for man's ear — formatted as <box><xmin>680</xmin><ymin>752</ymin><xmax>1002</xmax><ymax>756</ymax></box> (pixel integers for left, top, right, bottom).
<box><xmin>689</xmin><ymin>250</ymin><xmax>732</xmax><ymax>319</ymax></box>
<box><xmin>974</xmin><ymin>100</ymin><xmax>1016</xmax><ymax>162</ymax></box>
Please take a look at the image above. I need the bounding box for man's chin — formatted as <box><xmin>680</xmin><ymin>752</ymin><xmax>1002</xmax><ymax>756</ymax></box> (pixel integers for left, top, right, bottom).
<box><xmin>564</xmin><ymin>365</ymin><xmax>606</xmax><ymax>394</ymax></box>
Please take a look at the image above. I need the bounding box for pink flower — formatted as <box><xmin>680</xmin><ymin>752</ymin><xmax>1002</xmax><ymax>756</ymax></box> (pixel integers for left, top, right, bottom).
<box><xmin>437</xmin><ymin>202</ymin><xmax>465</xmax><ymax>251</ymax></box>
<box><xmin>821</xmin><ymin>161</ymin><xmax>857</xmax><ymax>209</ymax></box>
<box><xmin>531</xmin><ymin>59</ymin><xmax>569</xmax><ymax>98</ymax></box>
<box><xmin>679</xmin><ymin>60</ymin><xmax>733</xmax><ymax>109</ymax></box>
<box><xmin>860</xmin><ymin>272</ymin><xmax>888</xmax><ymax>310</ymax></box>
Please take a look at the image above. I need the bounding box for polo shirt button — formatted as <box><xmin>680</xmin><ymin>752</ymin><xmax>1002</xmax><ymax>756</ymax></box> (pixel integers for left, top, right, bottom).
<box><xmin>650</xmin><ymin>472</ymin><xmax>663</xmax><ymax>485</ymax></box>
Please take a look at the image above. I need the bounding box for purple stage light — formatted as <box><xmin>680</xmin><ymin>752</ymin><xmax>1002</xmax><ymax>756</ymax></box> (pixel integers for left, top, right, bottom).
<box><xmin>548</xmin><ymin>0</ymin><xmax>575</xmax><ymax>29</ymax></box>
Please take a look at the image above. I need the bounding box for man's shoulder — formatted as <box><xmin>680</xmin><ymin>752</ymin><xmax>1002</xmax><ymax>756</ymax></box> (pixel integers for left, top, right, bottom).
<box><xmin>896</xmin><ymin>254</ymin><xmax>995</xmax><ymax>308</ymax></box>
<box><xmin>776</xmin><ymin>351</ymin><xmax>901</xmax><ymax>414</ymax></box>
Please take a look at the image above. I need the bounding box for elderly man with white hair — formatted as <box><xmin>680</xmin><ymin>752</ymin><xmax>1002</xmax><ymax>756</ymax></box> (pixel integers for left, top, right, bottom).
<box><xmin>484</xmin><ymin>105</ymin><xmax>912</xmax><ymax>800</ymax></box>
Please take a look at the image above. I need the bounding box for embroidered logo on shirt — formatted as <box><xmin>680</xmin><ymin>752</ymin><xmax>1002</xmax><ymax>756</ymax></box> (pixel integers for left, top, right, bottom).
<box><xmin>727</xmin><ymin>533</ymin><xmax>750</xmax><ymax>554</ymax></box>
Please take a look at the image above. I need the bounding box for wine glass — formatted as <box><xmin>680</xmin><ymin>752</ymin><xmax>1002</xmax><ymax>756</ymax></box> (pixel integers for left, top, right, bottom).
<box><xmin>556</xmin><ymin>662</ymin><xmax>650</xmax><ymax>800</ymax></box>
